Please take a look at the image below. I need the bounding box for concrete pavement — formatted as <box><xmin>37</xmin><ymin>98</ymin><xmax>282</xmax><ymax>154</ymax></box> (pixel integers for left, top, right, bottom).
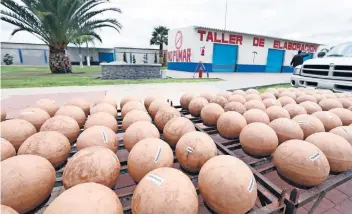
<box><xmin>1</xmin><ymin>72</ymin><xmax>291</xmax><ymax>118</ymax></box>
<box><xmin>1</xmin><ymin>72</ymin><xmax>291</xmax><ymax>99</ymax></box>
<box><xmin>166</xmin><ymin>70</ymin><xmax>291</xmax><ymax>90</ymax></box>
<box><xmin>166</xmin><ymin>70</ymin><xmax>291</xmax><ymax>82</ymax></box>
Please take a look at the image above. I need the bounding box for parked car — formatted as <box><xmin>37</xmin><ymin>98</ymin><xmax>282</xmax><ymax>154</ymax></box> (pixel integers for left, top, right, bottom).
<box><xmin>291</xmin><ymin>42</ymin><xmax>352</xmax><ymax>92</ymax></box>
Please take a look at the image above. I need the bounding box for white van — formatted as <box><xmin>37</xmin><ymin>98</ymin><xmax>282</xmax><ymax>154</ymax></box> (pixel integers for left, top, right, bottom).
<box><xmin>291</xmin><ymin>42</ymin><xmax>352</xmax><ymax>92</ymax></box>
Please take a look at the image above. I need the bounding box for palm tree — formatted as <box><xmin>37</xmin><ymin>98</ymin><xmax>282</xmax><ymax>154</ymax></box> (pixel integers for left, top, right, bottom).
<box><xmin>72</xmin><ymin>35</ymin><xmax>95</xmax><ymax>67</ymax></box>
<box><xmin>72</xmin><ymin>36</ymin><xmax>85</xmax><ymax>68</ymax></box>
<box><xmin>1</xmin><ymin>0</ymin><xmax>122</xmax><ymax>73</ymax></box>
<box><xmin>82</xmin><ymin>35</ymin><xmax>95</xmax><ymax>66</ymax></box>
<box><xmin>150</xmin><ymin>26</ymin><xmax>169</xmax><ymax>65</ymax></box>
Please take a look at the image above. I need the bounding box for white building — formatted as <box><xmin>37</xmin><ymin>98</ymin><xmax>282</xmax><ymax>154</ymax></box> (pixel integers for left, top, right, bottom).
<box><xmin>1</xmin><ymin>42</ymin><xmax>48</xmax><ymax>65</ymax></box>
<box><xmin>167</xmin><ymin>26</ymin><xmax>323</xmax><ymax>73</ymax></box>
<box><xmin>0</xmin><ymin>42</ymin><xmax>161</xmax><ymax>65</ymax></box>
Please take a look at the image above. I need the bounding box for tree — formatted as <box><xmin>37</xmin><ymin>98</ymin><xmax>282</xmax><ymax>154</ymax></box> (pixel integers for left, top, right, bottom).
<box><xmin>72</xmin><ymin>35</ymin><xmax>95</xmax><ymax>68</ymax></box>
<box><xmin>82</xmin><ymin>35</ymin><xmax>95</xmax><ymax>66</ymax></box>
<box><xmin>163</xmin><ymin>51</ymin><xmax>167</xmax><ymax>65</ymax></box>
<box><xmin>150</xmin><ymin>26</ymin><xmax>168</xmax><ymax>65</ymax></box>
<box><xmin>123</xmin><ymin>52</ymin><xmax>127</xmax><ymax>63</ymax></box>
<box><xmin>132</xmin><ymin>55</ymin><xmax>136</xmax><ymax>64</ymax></box>
<box><xmin>154</xmin><ymin>52</ymin><xmax>157</xmax><ymax>63</ymax></box>
<box><xmin>1</xmin><ymin>0</ymin><xmax>122</xmax><ymax>73</ymax></box>
<box><xmin>72</xmin><ymin>36</ymin><xmax>84</xmax><ymax>68</ymax></box>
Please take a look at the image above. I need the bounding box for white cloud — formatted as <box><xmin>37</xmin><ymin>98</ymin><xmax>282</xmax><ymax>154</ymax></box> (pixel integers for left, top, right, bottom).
<box><xmin>1</xmin><ymin>0</ymin><xmax>352</xmax><ymax>48</ymax></box>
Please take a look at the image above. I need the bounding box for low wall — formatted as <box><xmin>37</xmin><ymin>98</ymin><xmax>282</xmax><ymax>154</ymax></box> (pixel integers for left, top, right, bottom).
<box><xmin>101</xmin><ymin>62</ymin><xmax>162</xmax><ymax>79</ymax></box>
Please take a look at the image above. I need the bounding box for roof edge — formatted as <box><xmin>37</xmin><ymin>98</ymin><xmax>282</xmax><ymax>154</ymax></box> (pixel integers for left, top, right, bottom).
<box><xmin>114</xmin><ymin>47</ymin><xmax>160</xmax><ymax>51</ymax></box>
<box><xmin>0</xmin><ymin>42</ymin><xmax>161</xmax><ymax>50</ymax></box>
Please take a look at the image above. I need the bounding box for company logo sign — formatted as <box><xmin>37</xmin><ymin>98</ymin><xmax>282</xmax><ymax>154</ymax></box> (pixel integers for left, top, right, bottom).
<box><xmin>168</xmin><ymin>31</ymin><xmax>191</xmax><ymax>62</ymax></box>
<box><xmin>175</xmin><ymin>31</ymin><xmax>183</xmax><ymax>50</ymax></box>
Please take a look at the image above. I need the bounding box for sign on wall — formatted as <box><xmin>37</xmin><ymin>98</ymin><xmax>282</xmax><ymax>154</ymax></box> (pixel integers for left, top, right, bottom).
<box><xmin>168</xmin><ymin>30</ymin><xmax>192</xmax><ymax>62</ymax></box>
<box><xmin>197</xmin><ymin>29</ymin><xmax>317</xmax><ymax>53</ymax></box>
<box><xmin>198</xmin><ymin>30</ymin><xmax>243</xmax><ymax>45</ymax></box>
<box><xmin>175</xmin><ymin>31</ymin><xmax>183</xmax><ymax>50</ymax></box>
<box><xmin>272</xmin><ymin>40</ymin><xmax>317</xmax><ymax>53</ymax></box>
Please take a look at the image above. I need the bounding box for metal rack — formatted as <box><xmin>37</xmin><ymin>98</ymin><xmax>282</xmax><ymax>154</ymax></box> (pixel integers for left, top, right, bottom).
<box><xmin>32</xmin><ymin>108</ymin><xmax>285</xmax><ymax>214</ymax></box>
<box><xmin>175</xmin><ymin>105</ymin><xmax>352</xmax><ymax>214</ymax></box>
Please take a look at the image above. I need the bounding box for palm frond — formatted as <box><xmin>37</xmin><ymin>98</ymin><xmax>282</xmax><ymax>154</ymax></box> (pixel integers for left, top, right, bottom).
<box><xmin>75</xmin><ymin>8</ymin><xmax>122</xmax><ymax>26</ymax></box>
<box><xmin>70</xmin><ymin>0</ymin><xmax>103</xmax><ymax>20</ymax></box>
<box><xmin>81</xmin><ymin>35</ymin><xmax>96</xmax><ymax>44</ymax></box>
<box><xmin>1</xmin><ymin>0</ymin><xmax>122</xmax><ymax>49</ymax></box>
<box><xmin>72</xmin><ymin>36</ymin><xmax>84</xmax><ymax>47</ymax></box>
<box><xmin>0</xmin><ymin>16</ymin><xmax>50</xmax><ymax>44</ymax></box>
<box><xmin>1</xmin><ymin>0</ymin><xmax>52</xmax><ymax>43</ymax></box>
<box><xmin>150</xmin><ymin>25</ymin><xmax>169</xmax><ymax>46</ymax></box>
<box><xmin>82</xmin><ymin>32</ymin><xmax>102</xmax><ymax>43</ymax></box>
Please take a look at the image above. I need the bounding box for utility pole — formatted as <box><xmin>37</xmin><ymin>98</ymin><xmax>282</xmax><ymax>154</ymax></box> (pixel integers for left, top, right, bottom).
<box><xmin>224</xmin><ymin>1</ymin><xmax>228</xmax><ymax>30</ymax></box>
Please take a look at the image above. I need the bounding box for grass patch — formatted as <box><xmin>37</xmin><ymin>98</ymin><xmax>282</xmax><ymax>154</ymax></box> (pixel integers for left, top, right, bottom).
<box><xmin>1</xmin><ymin>65</ymin><xmax>100</xmax><ymax>74</ymax></box>
<box><xmin>1</xmin><ymin>66</ymin><xmax>221</xmax><ymax>88</ymax></box>
<box><xmin>257</xmin><ymin>84</ymin><xmax>291</xmax><ymax>93</ymax></box>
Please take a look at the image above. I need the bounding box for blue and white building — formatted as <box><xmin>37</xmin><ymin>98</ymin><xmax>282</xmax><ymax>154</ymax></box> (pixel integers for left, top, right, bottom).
<box><xmin>167</xmin><ymin>26</ymin><xmax>322</xmax><ymax>73</ymax></box>
<box><xmin>0</xmin><ymin>42</ymin><xmax>161</xmax><ymax>65</ymax></box>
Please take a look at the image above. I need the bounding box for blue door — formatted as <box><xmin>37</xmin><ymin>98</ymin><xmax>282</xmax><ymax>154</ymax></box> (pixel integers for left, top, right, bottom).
<box><xmin>98</xmin><ymin>52</ymin><xmax>114</xmax><ymax>63</ymax></box>
<box><xmin>212</xmin><ymin>44</ymin><xmax>238</xmax><ymax>72</ymax></box>
<box><xmin>265</xmin><ymin>49</ymin><xmax>285</xmax><ymax>72</ymax></box>
<box><xmin>303</xmin><ymin>53</ymin><xmax>313</xmax><ymax>62</ymax></box>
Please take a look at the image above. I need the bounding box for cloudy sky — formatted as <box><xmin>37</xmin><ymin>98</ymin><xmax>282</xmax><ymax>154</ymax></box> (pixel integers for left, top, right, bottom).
<box><xmin>1</xmin><ymin>0</ymin><xmax>352</xmax><ymax>48</ymax></box>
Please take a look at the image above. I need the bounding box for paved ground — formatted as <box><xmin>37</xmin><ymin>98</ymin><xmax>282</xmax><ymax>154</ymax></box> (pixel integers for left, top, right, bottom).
<box><xmin>1</xmin><ymin>72</ymin><xmax>290</xmax><ymax>117</ymax></box>
<box><xmin>301</xmin><ymin>184</ymin><xmax>352</xmax><ymax>214</ymax></box>
<box><xmin>2</xmin><ymin>72</ymin><xmax>291</xmax><ymax>100</ymax></box>
<box><xmin>166</xmin><ymin>70</ymin><xmax>291</xmax><ymax>86</ymax></box>
<box><xmin>264</xmin><ymin>170</ymin><xmax>352</xmax><ymax>214</ymax></box>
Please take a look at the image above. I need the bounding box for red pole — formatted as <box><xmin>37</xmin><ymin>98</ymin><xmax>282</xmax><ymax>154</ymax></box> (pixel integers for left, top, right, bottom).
<box><xmin>199</xmin><ymin>67</ymin><xmax>203</xmax><ymax>78</ymax></box>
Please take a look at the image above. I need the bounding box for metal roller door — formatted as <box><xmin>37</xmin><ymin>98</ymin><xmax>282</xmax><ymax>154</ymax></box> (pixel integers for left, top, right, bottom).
<box><xmin>212</xmin><ymin>43</ymin><xmax>238</xmax><ymax>72</ymax></box>
<box><xmin>265</xmin><ymin>49</ymin><xmax>285</xmax><ymax>73</ymax></box>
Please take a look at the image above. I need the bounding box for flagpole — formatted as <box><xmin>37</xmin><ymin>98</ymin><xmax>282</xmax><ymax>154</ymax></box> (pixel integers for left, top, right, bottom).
<box><xmin>224</xmin><ymin>0</ymin><xmax>227</xmax><ymax>29</ymax></box>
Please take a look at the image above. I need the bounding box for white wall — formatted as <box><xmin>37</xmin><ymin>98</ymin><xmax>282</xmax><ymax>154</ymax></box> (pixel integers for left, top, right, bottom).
<box><xmin>238</xmin><ymin>35</ymin><xmax>268</xmax><ymax>65</ymax></box>
<box><xmin>168</xmin><ymin>26</ymin><xmax>320</xmax><ymax>67</ymax></box>
<box><xmin>21</xmin><ymin>49</ymin><xmax>46</xmax><ymax>65</ymax></box>
<box><xmin>67</xmin><ymin>47</ymin><xmax>99</xmax><ymax>62</ymax></box>
<box><xmin>1</xmin><ymin>48</ymin><xmax>21</xmax><ymax>65</ymax></box>
<box><xmin>1</xmin><ymin>42</ymin><xmax>48</xmax><ymax>65</ymax></box>
<box><xmin>115</xmin><ymin>52</ymin><xmax>124</xmax><ymax>62</ymax></box>
<box><xmin>168</xmin><ymin>27</ymin><xmax>197</xmax><ymax>63</ymax></box>
<box><xmin>115</xmin><ymin>47</ymin><xmax>160</xmax><ymax>64</ymax></box>
<box><xmin>147</xmin><ymin>52</ymin><xmax>159</xmax><ymax>64</ymax></box>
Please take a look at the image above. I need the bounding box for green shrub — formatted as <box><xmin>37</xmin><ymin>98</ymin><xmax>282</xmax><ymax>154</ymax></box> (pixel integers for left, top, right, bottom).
<box><xmin>3</xmin><ymin>54</ymin><xmax>14</xmax><ymax>65</ymax></box>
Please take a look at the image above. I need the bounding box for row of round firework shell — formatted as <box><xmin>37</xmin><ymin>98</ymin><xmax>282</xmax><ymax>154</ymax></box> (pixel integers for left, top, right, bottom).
<box><xmin>1</xmin><ymin>93</ymin><xmax>259</xmax><ymax>214</ymax></box>
<box><xmin>179</xmin><ymin>88</ymin><xmax>352</xmax><ymax>187</ymax></box>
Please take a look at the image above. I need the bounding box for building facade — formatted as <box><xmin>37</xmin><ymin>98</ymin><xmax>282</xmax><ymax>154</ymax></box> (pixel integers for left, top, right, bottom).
<box><xmin>167</xmin><ymin>26</ymin><xmax>322</xmax><ymax>73</ymax></box>
<box><xmin>0</xmin><ymin>42</ymin><xmax>161</xmax><ymax>66</ymax></box>
<box><xmin>1</xmin><ymin>42</ymin><xmax>49</xmax><ymax>65</ymax></box>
